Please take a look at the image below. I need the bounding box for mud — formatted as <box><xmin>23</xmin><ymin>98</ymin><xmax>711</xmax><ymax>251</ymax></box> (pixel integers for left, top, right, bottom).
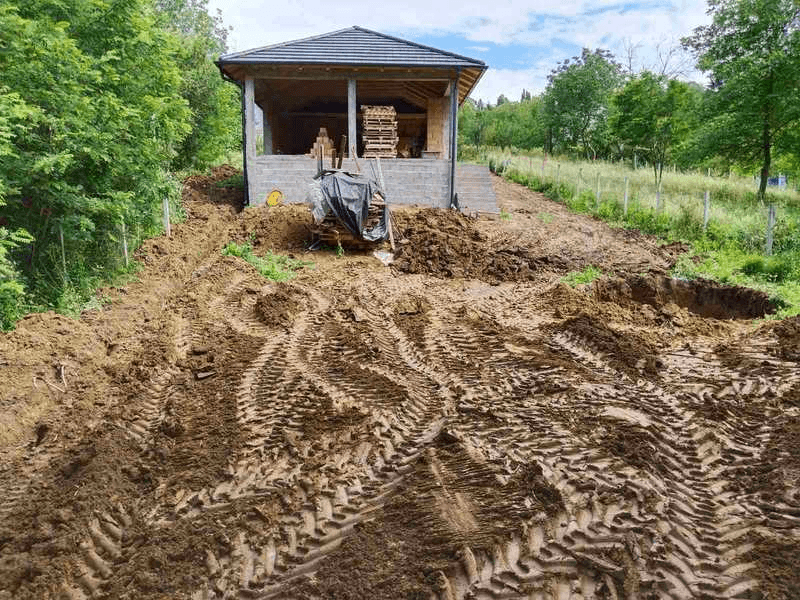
<box><xmin>1</xmin><ymin>172</ymin><xmax>799</xmax><ymax>600</ymax></box>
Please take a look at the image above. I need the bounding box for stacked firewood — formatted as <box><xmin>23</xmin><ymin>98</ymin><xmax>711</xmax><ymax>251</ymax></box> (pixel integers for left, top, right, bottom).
<box><xmin>361</xmin><ymin>105</ymin><xmax>397</xmax><ymax>158</ymax></box>
<box><xmin>310</xmin><ymin>193</ymin><xmax>387</xmax><ymax>249</ymax></box>
<box><xmin>307</xmin><ymin>127</ymin><xmax>334</xmax><ymax>159</ymax></box>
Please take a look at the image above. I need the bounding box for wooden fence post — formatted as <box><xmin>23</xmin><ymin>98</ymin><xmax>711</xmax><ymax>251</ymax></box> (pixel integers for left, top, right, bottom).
<box><xmin>540</xmin><ymin>159</ymin><xmax>545</xmax><ymax>180</ymax></box>
<box><xmin>59</xmin><ymin>223</ymin><xmax>67</xmax><ymax>283</ymax></box>
<box><xmin>163</xmin><ymin>197</ymin><xmax>171</xmax><ymax>237</ymax></box>
<box><xmin>595</xmin><ymin>172</ymin><xmax>601</xmax><ymax>208</ymax></box>
<box><xmin>656</xmin><ymin>180</ymin><xmax>662</xmax><ymax>212</ymax></box>
<box><xmin>121</xmin><ymin>219</ymin><xmax>129</xmax><ymax>268</ymax></box>
<box><xmin>623</xmin><ymin>177</ymin><xmax>629</xmax><ymax>216</ymax></box>
<box><xmin>576</xmin><ymin>168</ymin><xmax>582</xmax><ymax>200</ymax></box>
<box><xmin>766</xmin><ymin>203</ymin><xmax>776</xmax><ymax>256</ymax></box>
<box><xmin>703</xmin><ymin>191</ymin><xmax>710</xmax><ymax>232</ymax></box>
<box><xmin>555</xmin><ymin>163</ymin><xmax>560</xmax><ymax>192</ymax></box>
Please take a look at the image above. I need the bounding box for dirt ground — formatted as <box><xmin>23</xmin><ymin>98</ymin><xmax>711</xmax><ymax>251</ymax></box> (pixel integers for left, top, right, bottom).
<box><xmin>1</xmin><ymin>170</ymin><xmax>798</xmax><ymax>600</ymax></box>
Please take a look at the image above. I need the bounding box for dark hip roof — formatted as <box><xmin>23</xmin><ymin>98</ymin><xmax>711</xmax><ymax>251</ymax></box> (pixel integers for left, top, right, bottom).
<box><xmin>217</xmin><ymin>26</ymin><xmax>487</xmax><ymax>70</ymax></box>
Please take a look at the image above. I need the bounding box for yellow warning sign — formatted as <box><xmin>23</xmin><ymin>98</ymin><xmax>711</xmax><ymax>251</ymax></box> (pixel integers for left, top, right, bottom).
<box><xmin>266</xmin><ymin>189</ymin><xmax>283</xmax><ymax>206</ymax></box>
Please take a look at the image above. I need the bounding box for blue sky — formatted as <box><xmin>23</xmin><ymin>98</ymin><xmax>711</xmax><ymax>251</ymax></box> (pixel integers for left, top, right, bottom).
<box><xmin>208</xmin><ymin>0</ymin><xmax>711</xmax><ymax>103</ymax></box>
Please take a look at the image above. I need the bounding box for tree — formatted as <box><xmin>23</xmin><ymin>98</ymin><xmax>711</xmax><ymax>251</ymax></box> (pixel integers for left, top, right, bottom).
<box><xmin>154</xmin><ymin>0</ymin><xmax>241</xmax><ymax>170</ymax></box>
<box><xmin>610</xmin><ymin>72</ymin><xmax>698</xmax><ymax>187</ymax></box>
<box><xmin>683</xmin><ymin>0</ymin><xmax>800</xmax><ymax>201</ymax></box>
<box><xmin>542</xmin><ymin>48</ymin><xmax>622</xmax><ymax>158</ymax></box>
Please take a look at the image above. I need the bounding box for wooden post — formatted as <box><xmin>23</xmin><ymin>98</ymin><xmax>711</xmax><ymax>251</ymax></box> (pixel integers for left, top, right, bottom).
<box><xmin>121</xmin><ymin>220</ymin><xmax>128</xmax><ymax>268</ymax></box>
<box><xmin>540</xmin><ymin>159</ymin><xmax>545</xmax><ymax>180</ymax></box>
<box><xmin>703</xmin><ymin>191</ymin><xmax>710</xmax><ymax>232</ymax></box>
<box><xmin>595</xmin><ymin>172</ymin><xmax>601</xmax><ymax>208</ymax></box>
<box><xmin>623</xmin><ymin>177</ymin><xmax>629</xmax><ymax>216</ymax></box>
<box><xmin>634</xmin><ymin>153</ymin><xmax>637</xmax><ymax>170</ymax></box>
<box><xmin>163</xmin><ymin>197</ymin><xmax>171</xmax><ymax>237</ymax></box>
<box><xmin>555</xmin><ymin>163</ymin><xmax>560</xmax><ymax>191</ymax></box>
<box><xmin>707</xmin><ymin>167</ymin><xmax>711</xmax><ymax>178</ymax></box>
<box><xmin>338</xmin><ymin>135</ymin><xmax>346</xmax><ymax>169</ymax></box>
<box><xmin>766</xmin><ymin>203</ymin><xmax>776</xmax><ymax>256</ymax></box>
<box><xmin>656</xmin><ymin>181</ymin><xmax>662</xmax><ymax>212</ymax></box>
<box><xmin>347</xmin><ymin>78</ymin><xmax>357</xmax><ymax>158</ymax></box>
<box><xmin>59</xmin><ymin>223</ymin><xmax>67</xmax><ymax>282</ymax></box>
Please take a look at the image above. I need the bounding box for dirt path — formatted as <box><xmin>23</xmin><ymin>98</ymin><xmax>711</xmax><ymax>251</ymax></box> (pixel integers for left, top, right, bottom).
<box><xmin>1</xmin><ymin>172</ymin><xmax>798</xmax><ymax>600</ymax></box>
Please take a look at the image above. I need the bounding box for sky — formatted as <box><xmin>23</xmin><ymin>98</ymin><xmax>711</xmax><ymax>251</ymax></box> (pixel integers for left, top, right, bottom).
<box><xmin>206</xmin><ymin>0</ymin><xmax>713</xmax><ymax>103</ymax></box>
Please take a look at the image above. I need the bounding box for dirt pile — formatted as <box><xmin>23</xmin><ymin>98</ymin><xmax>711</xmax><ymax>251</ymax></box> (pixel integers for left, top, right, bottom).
<box><xmin>393</xmin><ymin>209</ymin><xmax>571</xmax><ymax>282</ymax></box>
<box><xmin>237</xmin><ymin>203</ymin><xmax>314</xmax><ymax>250</ymax></box>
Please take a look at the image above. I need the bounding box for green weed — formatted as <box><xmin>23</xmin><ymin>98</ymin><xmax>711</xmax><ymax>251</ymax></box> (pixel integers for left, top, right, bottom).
<box><xmin>561</xmin><ymin>265</ymin><xmax>605</xmax><ymax>287</ymax></box>
<box><xmin>222</xmin><ymin>240</ymin><xmax>311</xmax><ymax>281</ymax></box>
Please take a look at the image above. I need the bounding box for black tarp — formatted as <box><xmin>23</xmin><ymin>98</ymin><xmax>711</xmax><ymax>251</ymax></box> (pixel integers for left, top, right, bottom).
<box><xmin>316</xmin><ymin>171</ymin><xmax>389</xmax><ymax>242</ymax></box>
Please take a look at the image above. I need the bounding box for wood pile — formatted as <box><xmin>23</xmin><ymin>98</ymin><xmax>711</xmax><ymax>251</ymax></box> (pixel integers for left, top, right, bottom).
<box><xmin>307</xmin><ymin>127</ymin><xmax>335</xmax><ymax>159</ymax></box>
<box><xmin>361</xmin><ymin>105</ymin><xmax>397</xmax><ymax>159</ymax></box>
<box><xmin>310</xmin><ymin>193</ymin><xmax>388</xmax><ymax>249</ymax></box>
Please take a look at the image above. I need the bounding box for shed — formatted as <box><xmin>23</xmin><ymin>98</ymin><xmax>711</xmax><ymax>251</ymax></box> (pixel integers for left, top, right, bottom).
<box><xmin>216</xmin><ymin>26</ymin><xmax>498</xmax><ymax>214</ymax></box>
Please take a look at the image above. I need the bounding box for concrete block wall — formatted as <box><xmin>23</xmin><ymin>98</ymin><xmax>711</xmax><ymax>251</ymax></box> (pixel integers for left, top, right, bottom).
<box><xmin>246</xmin><ymin>156</ymin><xmax>497</xmax><ymax>213</ymax></box>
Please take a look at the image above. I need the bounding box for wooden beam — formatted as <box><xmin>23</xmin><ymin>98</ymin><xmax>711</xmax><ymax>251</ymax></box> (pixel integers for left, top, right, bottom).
<box><xmin>223</xmin><ymin>64</ymin><xmax>457</xmax><ymax>81</ymax></box>
<box><xmin>348</xmin><ymin>78</ymin><xmax>357</xmax><ymax>158</ymax></box>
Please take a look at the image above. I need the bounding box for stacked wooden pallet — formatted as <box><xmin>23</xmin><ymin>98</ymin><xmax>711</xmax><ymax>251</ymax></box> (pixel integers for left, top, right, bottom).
<box><xmin>307</xmin><ymin>127</ymin><xmax>334</xmax><ymax>159</ymax></box>
<box><xmin>361</xmin><ymin>105</ymin><xmax>397</xmax><ymax>158</ymax></box>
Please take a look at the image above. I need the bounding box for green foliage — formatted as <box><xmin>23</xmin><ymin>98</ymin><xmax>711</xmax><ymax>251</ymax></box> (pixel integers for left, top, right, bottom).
<box><xmin>610</xmin><ymin>73</ymin><xmax>700</xmax><ymax>187</ymax></box>
<box><xmin>459</xmin><ymin>97</ymin><xmax>545</xmax><ymax>151</ymax></box>
<box><xmin>682</xmin><ymin>0</ymin><xmax>800</xmax><ymax>201</ymax></box>
<box><xmin>0</xmin><ymin>0</ymin><xmax>241</xmax><ymax>327</ymax></box>
<box><xmin>222</xmin><ymin>240</ymin><xmax>310</xmax><ymax>281</ymax></box>
<box><xmin>542</xmin><ymin>48</ymin><xmax>622</xmax><ymax>158</ymax></box>
<box><xmin>215</xmin><ymin>174</ymin><xmax>245</xmax><ymax>189</ymax></box>
<box><xmin>154</xmin><ymin>0</ymin><xmax>241</xmax><ymax>171</ymax></box>
<box><xmin>561</xmin><ymin>266</ymin><xmax>605</xmax><ymax>287</ymax></box>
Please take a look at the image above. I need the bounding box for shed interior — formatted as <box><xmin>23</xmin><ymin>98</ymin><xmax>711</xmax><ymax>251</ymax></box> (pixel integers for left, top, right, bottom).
<box><xmin>254</xmin><ymin>78</ymin><xmax>454</xmax><ymax>158</ymax></box>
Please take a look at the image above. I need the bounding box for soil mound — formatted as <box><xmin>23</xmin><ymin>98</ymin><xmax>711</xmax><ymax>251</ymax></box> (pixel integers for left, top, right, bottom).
<box><xmin>594</xmin><ymin>274</ymin><xmax>774</xmax><ymax>319</ymax></box>
<box><xmin>392</xmin><ymin>209</ymin><xmax>570</xmax><ymax>282</ymax></box>
<box><xmin>554</xmin><ymin>314</ymin><xmax>660</xmax><ymax>377</ymax></box>
<box><xmin>238</xmin><ymin>203</ymin><xmax>313</xmax><ymax>250</ymax></box>
<box><xmin>254</xmin><ymin>283</ymin><xmax>308</xmax><ymax>328</ymax></box>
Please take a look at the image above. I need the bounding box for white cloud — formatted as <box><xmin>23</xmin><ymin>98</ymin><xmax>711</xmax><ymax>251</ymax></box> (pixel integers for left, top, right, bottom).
<box><xmin>208</xmin><ymin>0</ymin><xmax>713</xmax><ymax>100</ymax></box>
<box><xmin>471</xmin><ymin>67</ymin><xmax>546</xmax><ymax>104</ymax></box>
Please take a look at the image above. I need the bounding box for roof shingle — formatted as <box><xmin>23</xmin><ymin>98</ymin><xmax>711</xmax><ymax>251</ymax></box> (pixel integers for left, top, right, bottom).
<box><xmin>218</xmin><ymin>26</ymin><xmax>486</xmax><ymax>69</ymax></box>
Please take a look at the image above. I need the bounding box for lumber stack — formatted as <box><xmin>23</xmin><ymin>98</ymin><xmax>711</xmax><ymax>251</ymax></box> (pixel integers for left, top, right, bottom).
<box><xmin>307</xmin><ymin>127</ymin><xmax>335</xmax><ymax>159</ymax></box>
<box><xmin>310</xmin><ymin>194</ymin><xmax>387</xmax><ymax>249</ymax></box>
<box><xmin>361</xmin><ymin>105</ymin><xmax>397</xmax><ymax>159</ymax></box>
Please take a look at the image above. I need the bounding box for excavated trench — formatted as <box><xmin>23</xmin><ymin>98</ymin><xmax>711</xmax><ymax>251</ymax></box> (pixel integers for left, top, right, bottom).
<box><xmin>0</xmin><ymin>173</ymin><xmax>797</xmax><ymax>600</ymax></box>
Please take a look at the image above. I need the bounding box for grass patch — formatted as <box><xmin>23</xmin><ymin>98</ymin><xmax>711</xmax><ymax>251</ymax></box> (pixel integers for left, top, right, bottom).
<box><xmin>215</xmin><ymin>173</ymin><xmax>245</xmax><ymax>189</ymax></box>
<box><xmin>561</xmin><ymin>265</ymin><xmax>605</xmax><ymax>287</ymax></box>
<box><xmin>222</xmin><ymin>240</ymin><xmax>311</xmax><ymax>281</ymax></box>
<box><xmin>500</xmin><ymin>209</ymin><xmax>512</xmax><ymax>221</ymax></box>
